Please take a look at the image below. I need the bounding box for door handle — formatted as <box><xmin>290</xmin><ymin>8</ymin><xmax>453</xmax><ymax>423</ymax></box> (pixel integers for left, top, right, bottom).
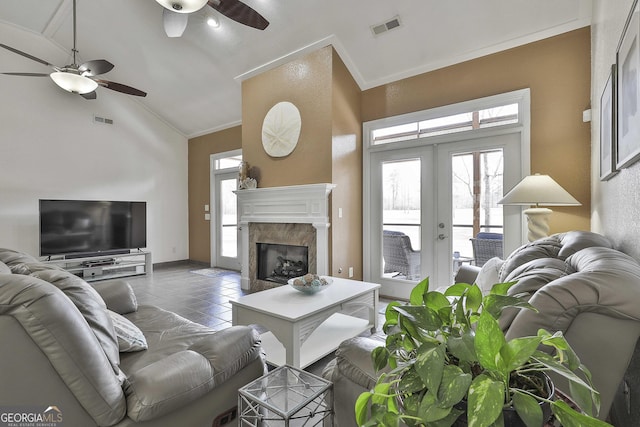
<box><xmin>438</xmin><ymin>234</ymin><xmax>447</xmax><ymax>240</ymax></box>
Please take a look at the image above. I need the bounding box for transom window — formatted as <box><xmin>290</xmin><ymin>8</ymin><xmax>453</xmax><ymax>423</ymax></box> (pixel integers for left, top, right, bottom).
<box><xmin>372</xmin><ymin>103</ymin><xmax>518</xmax><ymax>145</ymax></box>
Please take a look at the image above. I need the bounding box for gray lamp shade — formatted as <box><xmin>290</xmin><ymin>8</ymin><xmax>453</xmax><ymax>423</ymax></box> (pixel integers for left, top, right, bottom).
<box><xmin>498</xmin><ymin>174</ymin><xmax>581</xmax><ymax>207</ymax></box>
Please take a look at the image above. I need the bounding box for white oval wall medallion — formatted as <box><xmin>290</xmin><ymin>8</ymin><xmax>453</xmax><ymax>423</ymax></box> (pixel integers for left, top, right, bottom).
<box><xmin>261</xmin><ymin>101</ymin><xmax>302</xmax><ymax>157</ymax></box>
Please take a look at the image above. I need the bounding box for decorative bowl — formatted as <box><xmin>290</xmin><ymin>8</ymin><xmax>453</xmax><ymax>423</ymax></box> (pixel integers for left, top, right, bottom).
<box><xmin>288</xmin><ymin>274</ymin><xmax>333</xmax><ymax>294</ymax></box>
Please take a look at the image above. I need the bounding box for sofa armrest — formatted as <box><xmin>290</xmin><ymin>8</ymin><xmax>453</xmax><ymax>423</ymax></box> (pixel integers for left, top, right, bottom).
<box><xmin>92</xmin><ymin>280</ymin><xmax>138</xmax><ymax>314</ymax></box>
<box><xmin>454</xmin><ymin>264</ymin><xmax>481</xmax><ymax>284</ymax></box>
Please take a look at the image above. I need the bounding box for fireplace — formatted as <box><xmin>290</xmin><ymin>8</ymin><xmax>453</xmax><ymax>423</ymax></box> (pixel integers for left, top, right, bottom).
<box><xmin>235</xmin><ymin>183</ymin><xmax>335</xmax><ymax>292</ymax></box>
<box><xmin>256</xmin><ymin>243</ymin><xmax>309</xmax><ymax>285</ymax></box>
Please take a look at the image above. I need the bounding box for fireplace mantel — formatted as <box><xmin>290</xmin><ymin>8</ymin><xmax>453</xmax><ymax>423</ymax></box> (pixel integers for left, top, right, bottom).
<box><xmin>235</xmin><ymin>183</ymin><xmax>336</xmax><ymax>290</ymax></box>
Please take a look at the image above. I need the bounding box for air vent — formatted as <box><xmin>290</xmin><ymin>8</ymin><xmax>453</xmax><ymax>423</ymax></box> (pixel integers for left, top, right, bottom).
<box><xmin>93</xmin><ymin>115</ymin><xmax>114</xmax><ymax>125</ymax></box>
<box><xmin>371</xmin><ymin>16</ymin><xmax>401</xmax><ymax>36</ymax></box>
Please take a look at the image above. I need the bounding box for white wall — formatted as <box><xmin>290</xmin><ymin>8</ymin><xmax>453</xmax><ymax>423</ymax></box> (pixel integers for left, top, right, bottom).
<box><xmin>0</xmin><ymin>23</ymin><xmax>188</xmax><ymax>263</ymax></box>
<box><xmin>591</xmin><ymin>1</ymin><xmax>640</xmax><ymax>258</ymax></box>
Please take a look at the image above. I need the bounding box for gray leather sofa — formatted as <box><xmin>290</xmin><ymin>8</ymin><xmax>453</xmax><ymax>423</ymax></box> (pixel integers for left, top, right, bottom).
<box><xmin>0</xmin><ymin>248</ymin><xmax>266</xmax><ymax>426</ymax></box>
<box><xmin>323</xmin><ymin>231</ymin><xmax>640</xmax><ymax>425</ymax></box>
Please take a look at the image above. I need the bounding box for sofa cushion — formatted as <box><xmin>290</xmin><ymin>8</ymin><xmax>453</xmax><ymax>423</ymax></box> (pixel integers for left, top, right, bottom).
<box><xmin>475</xmin><ymin>256</ymin><xmax>504</xmax><ymax>294</ymax></box>
<box><xmin>0</xmin><ymin>273</ymin><xmax>127</xmax><ymax>426</ymax></box>
<box><xmin>10</xmin><ymin>262</ymin><xmax>65</xmax><ymax>275</ymax></box>
<box><xmin>30</xmin><ymin>269</ymin><xmax>121</xmax><ymax>374</ymax></box>
<box><xmin>108</xmin><ymin>310</ymin><xmax>148</xmax><ymax>352</ymax></box>
<box><xmin>120</xmin><ymin>306</ymin><xmax>263</xmax><ymax>422</ymax></box>
<box><xmin>0</xmin><ymin>248</ymin><xmax>39</xmax><ymax>266</ymax></box>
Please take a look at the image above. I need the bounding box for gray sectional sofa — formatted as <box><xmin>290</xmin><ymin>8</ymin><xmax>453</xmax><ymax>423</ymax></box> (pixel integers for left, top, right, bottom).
<box><xmin>0</xmin><ymin>248</ymin><xmax>266</xmax><ymax>426</ymax></box>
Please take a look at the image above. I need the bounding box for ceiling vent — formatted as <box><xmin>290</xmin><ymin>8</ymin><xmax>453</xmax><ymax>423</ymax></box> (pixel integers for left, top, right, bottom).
<box><xmin>371</xmin><ymin>16</ymin><xmax>401</xmax><ymax>36</ymax></box>
<box><xmin>93</xmin><ymin>115</ymin><xmax>114</xmax><ymax>125</ymax></box>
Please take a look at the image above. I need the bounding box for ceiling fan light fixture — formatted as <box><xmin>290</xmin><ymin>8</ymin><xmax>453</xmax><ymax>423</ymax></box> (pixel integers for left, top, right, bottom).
<box><xmin>50</xmin><ymin>71</ymin><xmax>98</xmax><ymax>94</ymax></box>
<box><xmin>207</xmin><ymin>15</ymin><xmax>220</xmax><ymax>28</ymax></box>
<box><xmin>155</xmin><ymin>0</ymin><xmax>208</xmax><ymax>13</ymax></box>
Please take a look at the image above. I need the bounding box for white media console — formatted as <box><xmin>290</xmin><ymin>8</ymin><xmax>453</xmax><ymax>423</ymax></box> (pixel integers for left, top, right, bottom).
<box><xmin>43</xmin><ymin>251</ymin><xmax>152</xmax><ymax>282</ymax></box>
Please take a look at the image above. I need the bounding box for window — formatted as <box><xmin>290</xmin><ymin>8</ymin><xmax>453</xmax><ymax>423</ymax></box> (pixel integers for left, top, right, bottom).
<box><xmin>371</xmin><ymin>103</ymin><xmax>519</xmax><ymax>145</ymax></box>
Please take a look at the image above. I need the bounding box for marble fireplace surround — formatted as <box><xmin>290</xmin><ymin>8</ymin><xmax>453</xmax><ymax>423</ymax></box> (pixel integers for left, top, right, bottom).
<box><xmin>235</xmin><ymin>183</ymin><xmax>336</xmax><ymax>291</ymax></box>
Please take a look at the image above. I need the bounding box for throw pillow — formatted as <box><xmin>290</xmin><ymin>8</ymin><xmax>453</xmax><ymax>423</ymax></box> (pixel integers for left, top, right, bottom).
<box><xmin>108</xmin><ymin>310</ymin><xmax>148</xmax><ymax>352</ymax></box>
<box><xmin>475</xmin><ymin>256</ymin><xmax>505</xmax><ymax>294</ymax></box>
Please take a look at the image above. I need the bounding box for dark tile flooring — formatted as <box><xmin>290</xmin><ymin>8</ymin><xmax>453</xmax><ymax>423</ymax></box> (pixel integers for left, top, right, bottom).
<box><xmin>124</xmin><ymin>262</ymin><xmax>247</xmax><ymax>330</ymax></box>
<box><xmin>124</xmin><ymin>261</ymin><xmax>390</xmax><ymax>334</ymax></box>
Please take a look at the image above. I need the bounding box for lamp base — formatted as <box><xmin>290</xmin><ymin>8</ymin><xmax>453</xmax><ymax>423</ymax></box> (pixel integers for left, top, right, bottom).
<box><xmin>523</xmin><ymin>207</ymin><xmax>553</xmax><ymax>242</ymax></box>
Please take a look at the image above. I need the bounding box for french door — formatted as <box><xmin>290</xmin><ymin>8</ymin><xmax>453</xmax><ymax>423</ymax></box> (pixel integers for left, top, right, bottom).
<box><xmin>213</xmin><ymin>171</ymin><xmax>240</xmax><ymax>270</ymax></box>
<box><xmin>365</xmin><ymin>133</ymin><xmax>523</xmax><ymax>300</ymax></box>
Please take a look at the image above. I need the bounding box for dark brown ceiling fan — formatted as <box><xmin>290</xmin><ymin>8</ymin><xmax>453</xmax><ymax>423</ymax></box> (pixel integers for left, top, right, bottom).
<box><xmin>157</xmin><ymin>0</ymin><xmax>269</xmax><ymax>38</ymax></box>
<box><xmin>0</xmin><ymin>0</ymin><xmax>146</xmax><ymax>99</ymax></box>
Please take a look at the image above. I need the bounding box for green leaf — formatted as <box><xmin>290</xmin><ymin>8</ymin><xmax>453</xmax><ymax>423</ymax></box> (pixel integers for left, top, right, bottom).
<box><xmin>552</xmin><ymin>400</ymin><xmax>613</xmax><ymax>427</ymax></box>
<box><xmin>394</xmin><ymin>305</ymin><xmax>443</xmax><ymax>332</ymax></box>
<box><xmin>425</xmin><ymin>291</ymin><xmax>450</xmax><ymax>311</ymax></box>
<box><xmin>415</xmin><ymin>342</ymin><xmax>445</xmax><ymax>392</ymax></box>
<box><xmin>447</xmin><ymin>330</ymin><xmax>477</xmax><ymax>362</ymax></box>
<box><xmin>444</xmin><ymin>282</ymin><xmax>471</xmax><ymax>297</ymax></box>
<box><xmin>437</xmin><ymin>364</ymin><xmax>472</xmax><ymax>407</ymax></box>
<box><xmin>372</xmin><ymin>346</ymin><xmax>389</xmax><ymax>371</ymax></box>
<box><xmin>475</xmin><ymin>311</ymin><xmax>506</xmax><ymax>372</ymax></box>
<box><xmin>483</xmin><ymin>294</ymin><xmax>536</xmax><ymax>319</ymax></box>
<box><xmin>410</xmin><ymin>277</ymin><xmax>430</xmax><ymax>305</ymax></box>
<box><xmin>372</xmin><ymin>382</ymin><xmax>392</xmax><ymax>405</ymax></box>
<box><xmin>489</xmin><ymin>281</ymin><xmax>517</xmax><ymax>296</ymax></box>
<box><xmin>569</xmin><ymin>379</ymin><xmax>595</xmax><ymax>417</ymax></box>
<box><xmin>512</xmin><ymin>390</ymin><xmax>543</xmax><ymax>427</ymax></box>
<box><xmin>466</xmin><ymin>284</ymin><xmax>483</xmax><ymax>313</ymax></box>
<box><xmin>467</xmin><ymin>374</ymin><xmax>504</xmax><ymax>427</ymax></box>
<box><xmin>385</xmin><ymin>301</ymin><xmax>402</xmax><ymax>324</ymax></box>
<box><xmin>538</xmin><ymin>329</ymin><xmax>581</xmax><ymax>371</ymax></box>
<box><xmin>355</xmin><ymin>391</ymin><xmax>372</xmax><ymax>426</ymax></box>
<box><xmin>427</xmin><ymin>408</ymin><xmax>465</xmax><ymax>427</ymax></box>
<box><xmin>399</xmin><ymin>368</ymin><xmax>427</xmax><ymax>393</ymax></box>
<box><xmin>499</xmin><ymin>336</ymin><xmax>542</xmax><ymax>373</ymax></box>
<box><xmin>418</xmin><ymin>392</ymin><xmax>452</xmax><ymax>422</ymax></box>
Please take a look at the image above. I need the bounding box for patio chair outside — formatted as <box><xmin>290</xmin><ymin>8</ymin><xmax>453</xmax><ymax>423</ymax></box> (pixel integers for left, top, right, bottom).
<box><xmin>470</xmin><ymin>232</ymin><xmax>503</xmax><ymax>267</ymax></box>
<box><xmin>383</xmin><ymin>230</ymin><xmax>421</xmax><ymax>280</ymax></box>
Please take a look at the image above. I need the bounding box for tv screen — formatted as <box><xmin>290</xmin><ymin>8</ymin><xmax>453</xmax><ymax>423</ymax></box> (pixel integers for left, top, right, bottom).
<box><xmin>39</xmin><ymin>200</ymin><xmax>147</xmax><ymax>257</ymax></box>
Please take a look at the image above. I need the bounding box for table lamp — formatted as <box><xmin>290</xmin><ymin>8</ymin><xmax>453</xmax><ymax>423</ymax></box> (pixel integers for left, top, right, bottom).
<box><xmin>498</xmin><ymin>174</ymin><xmax>581</xmax><ymax>242</ymax></box>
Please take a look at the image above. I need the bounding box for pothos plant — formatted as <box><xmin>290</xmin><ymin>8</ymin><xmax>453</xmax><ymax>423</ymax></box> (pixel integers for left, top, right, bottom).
<box><xmin>355</xmin><ymin>278</ymin><xmax>613</xmax><ymax>427</ymax></box>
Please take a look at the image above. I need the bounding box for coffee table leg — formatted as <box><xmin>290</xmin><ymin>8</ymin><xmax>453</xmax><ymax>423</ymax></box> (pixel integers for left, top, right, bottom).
<box><xmin>269</xmin><ymin>323</ymin><xmax>301</xmax><ymax>368</ymax></box>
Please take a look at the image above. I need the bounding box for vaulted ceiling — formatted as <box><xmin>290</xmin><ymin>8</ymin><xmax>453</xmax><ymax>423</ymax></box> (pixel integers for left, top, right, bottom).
<box><xmin>0</xmin><ymin>0</ymin><xmax>592</xmax><ymax>138</ymax></box>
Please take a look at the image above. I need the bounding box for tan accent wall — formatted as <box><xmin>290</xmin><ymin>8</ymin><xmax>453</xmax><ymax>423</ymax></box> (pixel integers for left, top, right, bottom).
<box><xmin>362</xmin><ymin>27</ymin><xmax>592</xmax><ymax>234</ymax></box>
<box><xmin>330</xmin><ymin>49</ymin><xmax>363</xmax><ymax>279</ymax></box>
<box><xmin>241</xmin><ymin>47</ymin><xmax>334</xmax><ymax>187</ymax></box>
<box><xmin>188</xmin><ymin>126</ymin><xmax>242</xmax><ymax>263</ymax></box>
<box><xmin>188</xmin><ymin>28</ymin><xmax>591</xmax><ymax>263</ymax></box>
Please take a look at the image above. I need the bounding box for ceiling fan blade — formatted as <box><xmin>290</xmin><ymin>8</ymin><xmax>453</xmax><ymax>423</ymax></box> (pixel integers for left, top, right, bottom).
<box><xmin>163</xmin><ymin>8</ymin><xmax>189</xmax><ymax>37</ymax></box>
<box><xmin>96</xmin><ymin>79</ymin><xmax>147</xmax><ymax>97</ymax></box>
<box><xmin>0</xmin><ymin>43</ymin><xmax>55</xmax><ymax>68</ymax></box>
<box><xmin>79</xmin><ymin>60</ymin><xmax>114</xmax><ymax>76</ymax></box>
<box><xmin>208</xmin><ymin>0</ymin><xmax>269</xmax><ymax>30</ymax></box>
<box><xmin>1</xmin><ymin>72</ymin><xmax>49</xmax><ymax>77</ymax></box>
<box><xmin>80</xmin><ymin>91</ymin><xmax>97</xmax><ymax>100</ymax></box>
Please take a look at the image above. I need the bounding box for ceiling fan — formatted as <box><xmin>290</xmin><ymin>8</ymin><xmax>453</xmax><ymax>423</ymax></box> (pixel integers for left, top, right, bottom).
<box><xmin>0</xmin><ymin>0</ymin><xmax>146</xmax><ymax>99</ymax></box>
<box><xmin>157</xmin><ymin>0</ymin><xmax>269</xmax><ymax>38</ymax></box>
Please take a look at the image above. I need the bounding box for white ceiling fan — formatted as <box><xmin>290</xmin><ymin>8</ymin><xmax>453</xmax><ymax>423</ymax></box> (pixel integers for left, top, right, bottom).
<box><xmin>155</xmin><ymin>0</ymin><xmax>269</xmax><ymax>38</ymax></box>
<box><xmin>0</xmin><ymin>0</ymin><xmax>146</xmax><ymax>99</ymax></box>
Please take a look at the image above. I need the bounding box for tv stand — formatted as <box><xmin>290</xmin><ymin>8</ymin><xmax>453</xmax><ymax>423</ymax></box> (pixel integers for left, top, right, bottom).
<box><xmin>43</xmin><ymin>251</ymin><xmax>152</xmax><ymax>282</ymax></box>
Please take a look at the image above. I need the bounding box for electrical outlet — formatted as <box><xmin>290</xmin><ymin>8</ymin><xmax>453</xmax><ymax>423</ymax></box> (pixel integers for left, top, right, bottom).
<box><xmin>204</xmin><ymin>204</ymin><xmax>209</xmax><ymax>212</ymax></box>
<box><xmin>338</xmin><ymin>208</ymin><xmax>343</xmax><ymax>218</ymax></box>
<box><xmin>204</xmin><ymin>213</ymin><xmax>211</xmax><ymax>220</ymax></box>
<box><xmin>348</xmin><ymin>267</ymin><xmax>354</xmax><ymax>278</ymax></box>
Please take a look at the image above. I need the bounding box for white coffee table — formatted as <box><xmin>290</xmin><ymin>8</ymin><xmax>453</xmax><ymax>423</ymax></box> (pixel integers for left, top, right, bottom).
<box><xmin>231</xmin><ymin>277</ymin><xmax>380</xmax><ymax>369</ymax></box>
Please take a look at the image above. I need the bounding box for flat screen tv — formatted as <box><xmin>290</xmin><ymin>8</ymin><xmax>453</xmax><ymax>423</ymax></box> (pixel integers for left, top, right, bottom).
<box><xmin>39</xmin><ymin>199</ymin><xmax>147</xmax><ymax>258</ymax></box>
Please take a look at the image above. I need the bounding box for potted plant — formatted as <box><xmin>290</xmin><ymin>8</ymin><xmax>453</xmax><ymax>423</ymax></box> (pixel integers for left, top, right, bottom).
<box><xmin>355</xmin><ymin>278</ymin><xmax>613</xmax><ymax>427</ymax></box>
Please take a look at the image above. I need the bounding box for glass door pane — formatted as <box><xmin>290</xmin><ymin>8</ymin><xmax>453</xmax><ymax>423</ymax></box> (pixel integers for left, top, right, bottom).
<box><xmin>214</xmin><ymin>172</ymin><xmax>240</xmax><ymax>270</ymax></box>
<box><xmin>382</xmin><ymin>159</ymin><xmax>421</xmax><ymax>281</ymax></box>
<box><xmin>220</xmin><ymin>177</ymin><xmax>238</xmax><ymax>258</ymax></box>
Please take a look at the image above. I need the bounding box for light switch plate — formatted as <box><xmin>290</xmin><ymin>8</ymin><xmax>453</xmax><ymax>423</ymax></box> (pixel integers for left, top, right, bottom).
<box><xmin>204</xmin><ymin>213</ymin><xmax>211</xmax><ymax>220</ymax></box>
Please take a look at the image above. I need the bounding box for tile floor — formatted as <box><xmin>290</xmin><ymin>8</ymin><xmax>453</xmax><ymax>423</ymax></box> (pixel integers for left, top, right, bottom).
<box><xmin>124</xmin><ymin>261</ymin><xmax>390</xmax><ymax>334</ymax></box>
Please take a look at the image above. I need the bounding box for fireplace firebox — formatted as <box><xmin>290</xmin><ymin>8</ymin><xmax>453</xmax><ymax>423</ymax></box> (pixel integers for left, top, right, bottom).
<box><xmin>256</xmin><ymin>243</ymin><xmax>309</xmax><ymax>285</ymax></box>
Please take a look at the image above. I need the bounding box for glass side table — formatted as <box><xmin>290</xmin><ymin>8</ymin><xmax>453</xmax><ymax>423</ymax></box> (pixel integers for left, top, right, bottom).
<box><xmin>238</xmin><ymin>365</ymin><xmax>333</xmax><ymax>426</ymax></box>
